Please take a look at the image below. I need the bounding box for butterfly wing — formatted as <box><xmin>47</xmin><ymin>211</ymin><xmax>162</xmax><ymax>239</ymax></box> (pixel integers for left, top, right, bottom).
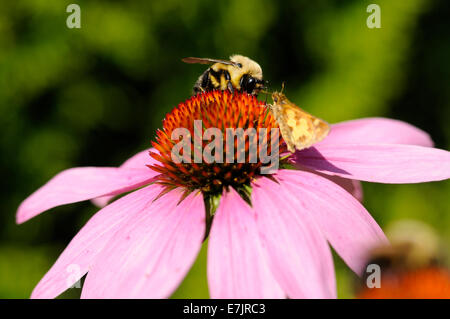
<box><xmin>279</xmin><ymin>103</ymin><xmax>330</xmax><ymax>152</ymax></box>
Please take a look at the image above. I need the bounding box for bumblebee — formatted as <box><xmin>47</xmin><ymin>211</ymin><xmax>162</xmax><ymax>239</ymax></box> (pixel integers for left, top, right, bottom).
<box><xmin>182</xmin><ymin>55</ymin><xmax>265</xmax><ymax>95</ymax></box>
<box><xmin>358</xmin><ymin>220</ymin><xmax>450</xmax><ymax>299</ymax></box>
<box><xmin>364</xmin><ymin>220</ymin><xmax>442</xmax><ymax>275</ymax></box>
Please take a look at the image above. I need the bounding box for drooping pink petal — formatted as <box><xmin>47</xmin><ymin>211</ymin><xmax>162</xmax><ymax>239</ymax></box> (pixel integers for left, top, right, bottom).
<box><xmin>321</xmin><ymin>174</ymin><xmax>363</xmax><ymax>202</ymax></box>
<box><xmin>252</xmin><ymin>177</ymin><xmax>336</xmax><ymax>299</ymax></box>
<box><xmin>295</xmin><ymin>118</ymin><xmax>435</xmax><ymax>202</ymax></box>
<box><xmin>81</xmin><ymin>190</ymin><xmax>205</xmax><ymax>299</ymax></box>
<box><xmin>92</xmin><ymin>149</ymin><xmax>159</xmax><ymax>208</ymax></box>
<box><xmin>319</xmin><ymin>118</ymin><xmax>433</xmax><ymax>147</ymax></box>
<box><xmin>208</xmin><ymin>189</ymin><xmax>285</xmax><ymax>299</ymax></box>
<box><xmin>298</xmin><ymin>165</ymin><xmax>364</xmax><ymax>202</ymax></box>
<box><xmin>30</xmin><ymin>184</ymin><xmax>162</xmax><ymax>299</ymax></box>
<box><xmin>276</xmin><ymin>169</ymin><xmax>388</xmax><ymax>275</ymax></box>
<box><xmin>17</xmin><ymin>167</ymin><xmax>156</xmax><ymax>224</ymax></box>
<box><xmin>292</xmin><ymin>144</ymin><xmax>450</xmax><ymax>183</ymax></box>
<box><xmin>294</xmin><ymin>118</ymin><xmax>434</xmax><ymax>201</ymax></box>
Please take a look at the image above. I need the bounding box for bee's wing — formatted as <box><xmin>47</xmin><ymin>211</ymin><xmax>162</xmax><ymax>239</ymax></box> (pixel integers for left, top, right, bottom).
<box><xmin>182</xmin><ymin>57</ymin><xmax>239</xmax><ymax>67</ymax></box>
<box><xmin>280</xmin><ymin>103</ymin><xmax>330</xmax><ymax>151</ymax></box>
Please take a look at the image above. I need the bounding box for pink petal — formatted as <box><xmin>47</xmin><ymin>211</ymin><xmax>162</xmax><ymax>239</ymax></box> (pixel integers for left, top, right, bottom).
<box><xmin>276</xmin><ymin>169</ymin><xmax>388</xmax><ymax>275</ymax></box>
<box><xmin>17</xmin><ymin>167</ymin><xmax>156</xmax><ymax>224</ymax></box>
<box><xmin>207</xmin><ymin>189</ymin><xmax>285</xmax><ymax>299</ymax></box>
<box><xmin>290</xmin><ymin>117</ymin><xmax>435</xmax><ymax>202</ymax></box>
<box><xmin>321</xmin><ymin>174</ymin><xmax>363</xmax><ymax>202</ymax></box>
<box><xmin>252</xmin><ymin>177</ymin><xmax>336</xmax><ymax>298</ymax></box>
<box><xmin>81</xmin><ymin>190</ymin><xmax>205</xmax><ymax>298</ymax></box>
<box><xmin>30</xmin><ymin>184</ymin><xmax>162</xmax><ymax>299</ymax></box>
<box><xmin>293</xmin><ymin>144</ymin><xmax>450</xmax><ymax>183</ymax></box>
<box><xmin>298</xmin><ymin>165</ymin><xmax>363</xmax><ymax>202</ymax></box>
<box><xmin>92</xmin><ymin>149</ymin><xmax>159</xmax><ymax>208</ymax></box>
<box><xmin>117</xmin><ymin>148</ymin><xmax>157</xmax><ymax>169</ymax></box>
<box><xmin>320</xmin><ymin>118</ymin><xmax>433</xmax><ymax>147</ymax></box>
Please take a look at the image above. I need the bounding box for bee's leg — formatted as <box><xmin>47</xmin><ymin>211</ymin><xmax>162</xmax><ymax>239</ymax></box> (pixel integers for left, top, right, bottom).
<box><xmin>227</xmin><ymin>81</ymin><xmax>235</xmax><ymax>94</ymax></box>
<box><xmin>223</xmin><ymin>70</ymin><xmax>234</xmax><ymax>94</ymax></box>
<box><xmin>193</xmin><ymin>86</ymin><xmax>203</xmax><ymax>95</ymax></box>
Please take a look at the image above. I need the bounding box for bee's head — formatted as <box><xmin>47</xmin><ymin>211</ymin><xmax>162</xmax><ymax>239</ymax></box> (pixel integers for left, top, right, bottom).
<box><xmin>230</xmin><ymin>55</ymin><xmax>265</xmax><ymax>94</ymax></box>
<box><xmin>238</xmin><ymin>74</ymin><xmax>266</xmax><ymax>94</ymax></box>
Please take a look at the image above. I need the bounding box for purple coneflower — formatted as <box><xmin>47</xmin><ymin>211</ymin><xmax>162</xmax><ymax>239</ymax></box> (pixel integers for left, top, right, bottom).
<box><xmin>17</xmin><ymin>91</ymin><xmax>450</xmax><ymax>298</ymax></box>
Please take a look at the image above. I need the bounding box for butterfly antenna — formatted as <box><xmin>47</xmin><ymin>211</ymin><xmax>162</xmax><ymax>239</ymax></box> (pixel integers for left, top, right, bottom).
<box><xmin>281</xmin><ymin>82</ymin><xmax>286</xmax><ymax>94</ymax></box>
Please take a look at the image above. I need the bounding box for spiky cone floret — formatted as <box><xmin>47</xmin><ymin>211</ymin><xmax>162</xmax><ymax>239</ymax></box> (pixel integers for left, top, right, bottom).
<box><xmin>149</xmin><ymin>91</ymin><xmax>284</xmax><ymax>199</ymax></box>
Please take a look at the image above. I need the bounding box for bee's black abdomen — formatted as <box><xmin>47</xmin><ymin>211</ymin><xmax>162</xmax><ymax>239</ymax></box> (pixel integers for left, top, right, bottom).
<box><xmin>193</xmin><ymin>68</ymin><xmax>236</xmax><ymax>94</ymax></box>
<box><xmin>200</xmin><ymin>69</ymin><xmax>211</xmax><ymax>88</ymax></box>
<box><xmin>194</xmin><ymin>68</ymin><xmax>215</xmax><ymax>94</ymax></box>
<box><xmin>209</xmin><ymin>68</ymin><xmax>220</xmax><ymax>80</ymax></box>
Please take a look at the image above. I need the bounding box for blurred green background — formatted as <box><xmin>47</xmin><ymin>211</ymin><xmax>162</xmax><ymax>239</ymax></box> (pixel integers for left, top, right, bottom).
<box><xmin>0</xmin><ymin>0</ymin><xmax>449</xmax><ymax>298</ymax></box>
